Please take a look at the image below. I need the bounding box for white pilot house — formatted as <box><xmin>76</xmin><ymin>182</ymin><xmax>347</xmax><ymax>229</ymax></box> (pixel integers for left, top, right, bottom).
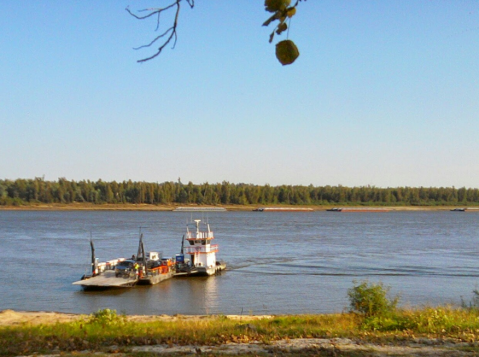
<box><xmin>175</xmin><ymin>219</ymin><xmax>226</xmax><ymax>276</ymax></box>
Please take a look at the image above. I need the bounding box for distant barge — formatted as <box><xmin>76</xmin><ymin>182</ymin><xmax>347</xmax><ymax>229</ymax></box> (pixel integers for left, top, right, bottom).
<box><xmin>253</xmin><ymin>207</ymin><xmax>314</xmax><ymax>212</ymax></box>
<box><xmin>450</xmin><ymin>208</ymin><xmax>479</xmax><ymax>212</ymax></box>
<box><xmin>326</xmin><ymin>207</ymin><xmax>390</xmax><ymax>212</ymax></box>
<box><xmin>173</xmin><ymin>207</ymin><xmax>226</xmax><ymax>212</ymax></box>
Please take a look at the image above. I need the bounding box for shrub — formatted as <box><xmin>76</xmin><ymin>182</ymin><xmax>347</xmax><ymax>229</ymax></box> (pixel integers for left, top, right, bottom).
<box><xmin>88</xmin><ymin>308</ymin><xmax>126</xmax><ymax>326</ymax></box>
<box><xmin>347</xmin><ymin>280</ymin><xmax>399</xmax><ymax>318</ymax></box>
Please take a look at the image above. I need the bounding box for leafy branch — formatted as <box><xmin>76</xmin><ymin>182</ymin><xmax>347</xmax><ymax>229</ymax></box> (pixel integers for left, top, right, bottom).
<box><xmin>262</xmin><ymin>0</ymin><xmax>305</xmax><ymax>65</ymax></box>
<box><xmin>126</xmin><ymin>0</ymin><xmax>194</xmax><ymax>63</ymax></box>
<box><xmin>263</xmin><ymin>0</ymin><xmax>304</xmax><ymax>44</ymax></box>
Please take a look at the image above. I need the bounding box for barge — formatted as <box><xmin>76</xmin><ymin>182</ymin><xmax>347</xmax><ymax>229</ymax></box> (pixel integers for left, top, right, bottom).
<box><xmin>253</xmin><ymin>207</ymin><xmax>313</xmax><ymax>212</ymax></box>
<box><xmin>326</xmin><ymin>207</ymin><xmax>390</xmax><ymax>212</ymax></box>
<box><xmin>73</xmin><ymin>233</ymin><xmax>173</xmax><ymax>290</ymax></box>
<box><xmin>173</xmin><ymin>207</ymin><xmax>227</xmax><ymax>212</ymax></box>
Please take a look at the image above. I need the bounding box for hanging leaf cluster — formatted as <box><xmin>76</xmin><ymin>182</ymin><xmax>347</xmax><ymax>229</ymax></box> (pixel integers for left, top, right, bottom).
<box><xmin>263</xmin><ymin>0</ymin><xmax>304</xmax><ymax>65</ymax></box>
<box><xmin>276</xmin><ymin>40</ymin><xmax>299</xmax><ymax>65</ymax></box>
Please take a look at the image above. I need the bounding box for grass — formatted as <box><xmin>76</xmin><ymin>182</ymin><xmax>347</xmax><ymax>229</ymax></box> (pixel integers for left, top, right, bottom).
<box><xmin>2</xmin><ymin>308</ymin><xmax>479</xmax><ymax>356</ymax></box>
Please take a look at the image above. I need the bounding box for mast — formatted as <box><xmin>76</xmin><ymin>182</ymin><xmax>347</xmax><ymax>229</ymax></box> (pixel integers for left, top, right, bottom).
<box><xmin>90</xmin><ymin>236</ymin><xmax>97</xmax><ymax>276</ymax></box>
<box><xmin>137</xmin><ymin>232</ymin><xmax>146</xmax><ymax>266</ymax></box>
<box><xmin>180</xmin><ymin>234</ymin><xmax>185</xmax><ymax>254</ymax></box>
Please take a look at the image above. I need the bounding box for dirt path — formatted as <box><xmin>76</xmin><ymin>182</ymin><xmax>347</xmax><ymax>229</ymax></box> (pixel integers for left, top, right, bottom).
<box><xmin>132</xmin><ymin>338</ymin><xmax>476</xmax><ymax>356</ymax></box>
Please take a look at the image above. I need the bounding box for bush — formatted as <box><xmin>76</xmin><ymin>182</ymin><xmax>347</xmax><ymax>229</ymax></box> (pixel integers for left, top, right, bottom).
<box><xmin>88</xmin><ymin>308</ymin><xmax>126</xmax><ymax>326</ymax></box>
<box><xmin>347</xmin><ymin>280</ymin><xmax>399</xmax><ymax>318</ymax></box>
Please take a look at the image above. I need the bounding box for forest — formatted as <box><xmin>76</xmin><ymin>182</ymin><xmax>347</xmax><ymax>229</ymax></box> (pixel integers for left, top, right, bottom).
<box><xmin>0</xmin><ymin>178</ymin><xmax>478</xmax><ymax>207</ymax></box>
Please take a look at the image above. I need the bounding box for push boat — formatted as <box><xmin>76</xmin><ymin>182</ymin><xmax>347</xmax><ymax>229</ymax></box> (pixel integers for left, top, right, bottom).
<box><xmin>72</xmin><ymin>233</ymin><xmax>174</xmax><ymax>290</ymax></box>
<box><xmin>174</xmin><ymin>219</ymin><xmax>226</xmax><ymax>277</ymax></box>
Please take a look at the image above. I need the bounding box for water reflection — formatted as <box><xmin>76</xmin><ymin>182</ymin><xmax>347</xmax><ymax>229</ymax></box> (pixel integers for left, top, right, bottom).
<box><xmin>168</xmin><ymin>276</ymin><xmax>219</xmax><ymax>315</ymax></box>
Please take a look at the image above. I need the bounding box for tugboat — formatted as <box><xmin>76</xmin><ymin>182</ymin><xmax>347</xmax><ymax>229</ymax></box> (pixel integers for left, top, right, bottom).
<box><xmin>73</xmin><ymin>232</ymin><xmax>174</xmax><ymax>290</ymax></box>
<box><xmin>174</xmin><ymin>219</ymin><xmax>226</xmax><ymax>277</ymax></box>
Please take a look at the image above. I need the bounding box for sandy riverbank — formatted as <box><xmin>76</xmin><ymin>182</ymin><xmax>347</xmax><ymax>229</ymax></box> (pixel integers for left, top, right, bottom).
<box><xmin>0</xmin><ymin>310</ymin><xmax>272</xmax><ymax>326</ymax></box>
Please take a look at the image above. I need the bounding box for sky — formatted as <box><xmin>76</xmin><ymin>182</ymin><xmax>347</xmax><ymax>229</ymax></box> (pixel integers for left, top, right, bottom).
<box><xmin>1</xmin><ymin>1</ymin><xmax>478</xmax><ymax>188</ymax></box>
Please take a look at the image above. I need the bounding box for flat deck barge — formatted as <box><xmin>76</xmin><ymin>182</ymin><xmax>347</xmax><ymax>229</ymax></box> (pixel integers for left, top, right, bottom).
<box><xmin>73</xmin><ymin>233</ymin><xmax>175</xmax><ymax>290</ymax></box>
<box><xmin>72</xmin><ymin>271</ymin><xmax>137</xmax><ymax>289</ymax></box>
<box><xmin>253</xmin><ymin>207</ymin><xmax>313</xmax><ymax>212</ymax></box>
<box><xmin>326</xmin><ymin>207</ymin><xmax>390</xmax><ymax>212</ymax></box>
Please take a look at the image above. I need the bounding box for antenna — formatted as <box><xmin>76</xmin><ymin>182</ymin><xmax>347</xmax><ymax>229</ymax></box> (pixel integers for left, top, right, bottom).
<box><xmin>194</xmin><ymin>219</ymin><xmax>201</xmax><ymax>234</ymax></box>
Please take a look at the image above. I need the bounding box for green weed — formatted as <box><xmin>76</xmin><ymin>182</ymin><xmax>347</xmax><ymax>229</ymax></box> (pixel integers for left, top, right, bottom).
<box><xmin>87</xmin><ymin>308</ymin><xmax>126</xmax><ymax>326</ymax></box>
<box><xmin>347</xmin><ymin>280</ymin><xmax>399</xmax><ymax>318</ymax></box>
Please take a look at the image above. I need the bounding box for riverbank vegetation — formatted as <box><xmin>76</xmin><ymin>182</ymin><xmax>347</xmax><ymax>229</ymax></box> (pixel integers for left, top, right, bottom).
<box><xmin>2</xmin><ymin>306</ymin><xmax>479</xmax><ymax>356</ymax></box>
<box><xmin>2</xmin><ymin>283</ymin><xmax>479</xmax><ymax>356</ymax></box>
<box><xmin>1</xmin><ymin>178</ymin><xmax>479</xmax><ymax>207</ymax></box>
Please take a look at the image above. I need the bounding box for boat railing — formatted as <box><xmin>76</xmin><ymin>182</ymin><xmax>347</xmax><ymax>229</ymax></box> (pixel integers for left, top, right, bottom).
<box><xmin>185</xmin><ymin>244</ymin><xmax>218</xmax><ymax>254</ymax></box>
<box><xmin>186</xmin><ymin>231</ymin><xmax>214</xmax><ymax>239</ymax></box>
<box><xmin>147</xmin><ymin>266</ymin><xmax>169</xmax><ymax>275</ymax></box>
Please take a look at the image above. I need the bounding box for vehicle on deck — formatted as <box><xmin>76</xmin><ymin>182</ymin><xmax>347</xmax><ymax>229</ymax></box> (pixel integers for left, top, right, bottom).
<box><xmin>115</xmin><ymin>260</ymin><xmax>136</xmax><ymax>277</ymax></box>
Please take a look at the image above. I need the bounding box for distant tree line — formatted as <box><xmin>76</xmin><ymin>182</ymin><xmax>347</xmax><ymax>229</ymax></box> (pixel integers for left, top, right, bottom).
<box><xmin>1</xmin><ymin>178</ymin><xmax>478</xmax><ymax>207</ymax></box>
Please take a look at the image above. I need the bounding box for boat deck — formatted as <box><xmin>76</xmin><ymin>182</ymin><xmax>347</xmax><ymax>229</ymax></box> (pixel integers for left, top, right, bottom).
<box><xmin>72</xmin><ymin>270</ymin><xmax>137</xmax><ymax>288</ymax></box>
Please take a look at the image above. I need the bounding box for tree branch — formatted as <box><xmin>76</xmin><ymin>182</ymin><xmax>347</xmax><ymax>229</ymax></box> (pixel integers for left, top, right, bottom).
<box><xmin>126</xmin><ymin>0</ymin><xmax>194</xmax><ymax>63</ymax></box>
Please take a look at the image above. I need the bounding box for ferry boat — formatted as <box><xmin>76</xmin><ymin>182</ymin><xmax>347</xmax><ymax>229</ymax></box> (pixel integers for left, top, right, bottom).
<box><xmin>73</xmin><ymin>233</ymin><xmax>174</xmax><ymax>290</ymax></box>
<box><xmin>174</xmin><ymin>219</ymin><xmax>226</xmax><ymax>277</ymax></box>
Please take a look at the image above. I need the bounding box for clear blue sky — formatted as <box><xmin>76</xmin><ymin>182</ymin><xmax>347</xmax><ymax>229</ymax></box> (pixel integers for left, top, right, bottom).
<box><xmin>1</xmin><ymin>1</ymin><xmax>478</xmax><ymax>187</ymax></box>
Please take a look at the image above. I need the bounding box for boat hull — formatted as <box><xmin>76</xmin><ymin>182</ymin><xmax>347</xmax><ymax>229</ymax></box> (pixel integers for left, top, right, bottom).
<box><xmin>174</xmin><ymin>261</ymin><xmax>226</xmax><ymax>277</ymax></box>
<box><xmin>73</xmin><ymin>270</ymin><xmax>174</xmax><ymax>289</ymax></box>
<box><xmin>73</xmin><ymin>270</ymin><xmax>138</xmax><ymax>289</ymax></box>
<box><xmin>138</xmin><ymin>271</ymin><xmax>174</xmax><ymax>285</ymax></box>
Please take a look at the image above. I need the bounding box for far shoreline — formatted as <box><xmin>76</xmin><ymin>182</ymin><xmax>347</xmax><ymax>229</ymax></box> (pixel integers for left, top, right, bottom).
<box><xmin>0</xmin><ymin>202</ymin><xmax>473</xmax><ymax>212</ymax></box>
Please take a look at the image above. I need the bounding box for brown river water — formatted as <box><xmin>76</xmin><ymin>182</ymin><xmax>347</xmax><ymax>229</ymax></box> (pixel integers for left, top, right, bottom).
<box><xmin>1</xmin><ymin>210</ymin><xmax>478</xmax><ymax>315</ymax></box>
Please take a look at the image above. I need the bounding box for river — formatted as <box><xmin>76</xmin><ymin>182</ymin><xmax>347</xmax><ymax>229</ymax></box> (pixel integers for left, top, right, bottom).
<box><xmin>1</xmin><ymin>210</ymin><xmax>478</xmax><ymax>315</ymax></box>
